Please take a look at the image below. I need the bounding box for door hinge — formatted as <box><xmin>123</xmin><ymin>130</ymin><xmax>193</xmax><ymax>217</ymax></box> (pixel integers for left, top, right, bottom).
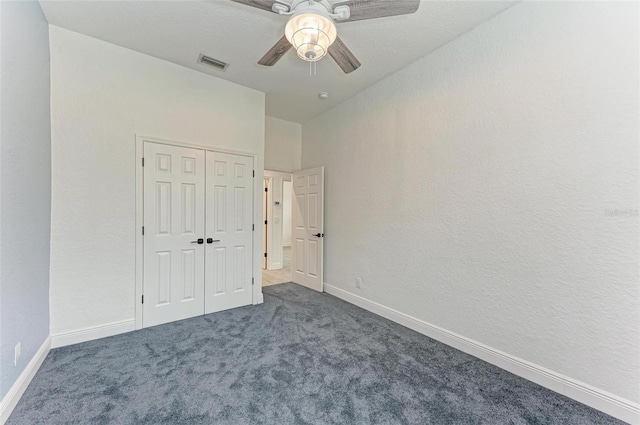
<box><xmin>264</xmin><ymin>253</ymin><xmax>267</xmax><ymax>258</ymax></box>
<box><xmin>264</xmin><ymin>220</ymin><xmax>267</xmax><ymax>225</ymax></box>
<box><xmin>253</xmin><ymin>170</ymin><xmax>255</xmax><ymax>177</ymax></box>
<box><xmin>265</xmin><ymin>187</ymin><xmax>268</xmax><ymax>192</ymax></box>
<box><xmin>142</xmin><ymin>226</ymin><xmax>144</xmax><ymax>235</ymax></box>
<box><xmin>252</xmin><ymin>224</ymin><xmax>255</xmax><ymax>231</ymax></box>
<box><xmin>141</xmin><ymin>295</ymin><xmax>144</xmax><ymax>304</ymax></box>
<box><xmin>252</xmin><ymin>277</ymin><xmax>255</xmax><ymax>286</ymax></box>
<box><xmin>142</xmin><ymin>157</ymin><xmax>144</xmax><ymax>167</ymax></box>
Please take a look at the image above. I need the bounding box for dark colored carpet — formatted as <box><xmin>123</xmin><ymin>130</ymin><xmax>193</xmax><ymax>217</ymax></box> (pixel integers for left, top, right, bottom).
<box><xmin>8</xmin><ymin>283</ymin><xmax>623</xmax><ymax>424</ymax></box>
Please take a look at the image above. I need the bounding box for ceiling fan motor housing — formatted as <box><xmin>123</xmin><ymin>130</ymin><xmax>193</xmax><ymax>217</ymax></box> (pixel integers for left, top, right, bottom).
<box><xmin>284</xmin><ymin>2</ymin><xmax>337</xmax><ymax>62</ymax></box>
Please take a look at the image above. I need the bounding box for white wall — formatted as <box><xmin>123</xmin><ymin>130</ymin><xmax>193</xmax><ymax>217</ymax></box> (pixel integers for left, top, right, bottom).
<box><xmin>265</xmin><ymin>116</ymin><xmax>301</xmax><ymax>172</ymax></box>
<box><xmin>0</xmin><ymin>0</ymin><xmax>51</xmax><ymax>400</ymax></box>
<box><xmin>302</xmin><ymin>1</ymin><xmax>639</xmax><ymax>406</ymax></box>
<box><xmin>49</xmin><ymin>27</ymin><xmax>265</xmax><ymax>336</ymax></box>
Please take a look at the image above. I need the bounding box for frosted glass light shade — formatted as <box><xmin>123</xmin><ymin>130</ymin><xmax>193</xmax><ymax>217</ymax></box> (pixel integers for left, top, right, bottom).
<box><xmin>285</xmin><ymin>13</ymin><xmax>337</xmax><ymax>62</ymax></box>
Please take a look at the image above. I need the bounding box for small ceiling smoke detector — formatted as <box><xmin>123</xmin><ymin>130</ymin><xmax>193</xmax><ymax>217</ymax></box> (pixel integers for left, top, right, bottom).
<box><xmin>198</xmin><ymin>54</ymin><xmax>229</xmax><ymax>71</ymax></box>
<box><xmin>319</xmin><ymin>92</ymin><xmax>329</xmax><ymax>99</ymax></box>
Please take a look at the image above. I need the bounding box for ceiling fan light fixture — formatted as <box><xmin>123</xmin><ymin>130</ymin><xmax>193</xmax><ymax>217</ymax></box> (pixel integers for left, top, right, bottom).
<box><xmin>285</xmin><ymin>10</ymin><xmax>337</xmax><ymax>62</ymax></box>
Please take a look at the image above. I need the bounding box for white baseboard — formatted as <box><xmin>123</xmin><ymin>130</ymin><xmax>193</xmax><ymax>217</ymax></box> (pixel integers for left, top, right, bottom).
<box><xmin>51</xmin><ymin>319</ymin><xmax>136</xmax><ymax>348</ymax></box>
<box><xmin>0</xmin><ymin>336</ymin><xmax>51</xmax><ymax>425</ymax></box>
<box><xmin>324</xmin><ymin>284</ymin><xmax>639</xmax><ymax>425</ymax></box>
<box><xmin>268</xmin><ymin>262</ymin><xmax>283</xmax><ymax>270</ymax></box>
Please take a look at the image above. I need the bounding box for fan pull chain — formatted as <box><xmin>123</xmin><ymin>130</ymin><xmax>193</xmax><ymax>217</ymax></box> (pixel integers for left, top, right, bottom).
<box><xmin>309</xmin><ymin>61</ymin><xmax>317</xmax><ymax>77</ymax></box>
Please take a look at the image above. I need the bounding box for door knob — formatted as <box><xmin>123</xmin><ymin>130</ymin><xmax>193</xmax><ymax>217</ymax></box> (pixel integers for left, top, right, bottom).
<box><xmin>313</xmin><ymin>233</ymin><xmax>324</xmax><ymax>238</ymax></box>
<box><xmin>191</xmin><ymin>239</ymin><xmax>204</xmax><ymax>244</ymax></box>
<box><xmin>207</xmin><ymin>238</ymin><xmax>221</xmax><ymax>244</ymax></box>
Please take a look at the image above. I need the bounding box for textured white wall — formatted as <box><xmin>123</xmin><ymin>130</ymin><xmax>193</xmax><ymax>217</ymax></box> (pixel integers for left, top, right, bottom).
<box><xmin>265</xmin><ymin>116</ymin><xmax>301</xmax><ymax>172</ymax></box>
<box><xmin>0</xmin><ymin>1</ymin><xmax>51</xmax><ymax>399</ymax></box>
<box><xmin>302</xmin><ymin>1</ymin><xmax>639</xmax><ymax>404</ymax></box>
<box><xmin>49</xmin><ymin>27</ymin><xmax>265</xmax><ymax>336</ymax></box>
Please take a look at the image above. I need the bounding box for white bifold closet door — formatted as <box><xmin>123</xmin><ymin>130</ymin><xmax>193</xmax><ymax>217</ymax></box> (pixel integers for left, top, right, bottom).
<box><xmin>204</xmin><ymin>151</ymin><xmax>254</xmax><ymax>314</ymax></box>
<box><xmin>143</xmin><ymin>142</ymin><xmax>253</xmax><ymax>328</ymax></box>
<box><xmin>143</xmin><ymin>143</ymin><xmax>206</xmax><ymax>327</ymax></box>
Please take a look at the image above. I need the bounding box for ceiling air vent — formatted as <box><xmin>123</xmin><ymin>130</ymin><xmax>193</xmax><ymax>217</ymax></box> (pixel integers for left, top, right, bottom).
<box><xmin>198</xmin><ymin>54</ymin><xmax>229</xmax><ymax>71</ymax></box>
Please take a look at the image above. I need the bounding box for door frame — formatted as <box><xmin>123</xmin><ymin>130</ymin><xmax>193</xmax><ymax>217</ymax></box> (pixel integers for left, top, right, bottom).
<box><xmin>263</xmin><ymin>170</ymin><xmax>293</xmax><ymax>271</ymax></box>
<box><xmin>263</xmin><ymin>176</ymin><xmax>271</xmax><ymax>270</ymax></box>
<box><xmin>134</xmin><ymin>135</ymin><xmax>263</xmax><ymax>330</ymax></box>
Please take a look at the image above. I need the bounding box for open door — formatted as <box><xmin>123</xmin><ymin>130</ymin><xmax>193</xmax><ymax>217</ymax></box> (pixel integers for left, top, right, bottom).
<box><xmin>292</xmin><ymin>166</ymin><xmax>324</xmax><ymax>292</ymax></box>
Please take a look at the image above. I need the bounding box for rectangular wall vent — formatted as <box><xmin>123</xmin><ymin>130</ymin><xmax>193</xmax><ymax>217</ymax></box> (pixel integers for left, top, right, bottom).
<box><xmin>198</xmin><ymin>54</ymin><xmax>229</xmax><ymax>71</ymax></box>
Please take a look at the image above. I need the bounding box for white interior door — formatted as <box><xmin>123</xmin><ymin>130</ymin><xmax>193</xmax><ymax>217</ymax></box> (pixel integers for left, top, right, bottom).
<box><xmin>292</xmin><ymin>166</ymin><xmax>324</xmax><ymax>292</ymax></box>
<box><xmin>205</xmin><ymin>151</ymin><xmax>254</xmax><ymax>314</ymax></box>
<box><xmin>143</xmin><ymin>142</ymin><xmax>205</xmax><ymax>327</ymax></box>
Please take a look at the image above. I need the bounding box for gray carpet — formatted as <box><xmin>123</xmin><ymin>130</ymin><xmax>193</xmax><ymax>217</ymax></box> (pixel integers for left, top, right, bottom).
<box><xmin>8</xmin><ymin>283</ymin><xmax>624</xmax><ymax>424</ymax></box>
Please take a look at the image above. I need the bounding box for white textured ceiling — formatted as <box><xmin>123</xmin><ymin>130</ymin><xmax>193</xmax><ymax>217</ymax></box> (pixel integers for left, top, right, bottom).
<box><xmin>40</xmin><ymin>0</ymin><xmax>517</xmax><ymax>123</ymax></box>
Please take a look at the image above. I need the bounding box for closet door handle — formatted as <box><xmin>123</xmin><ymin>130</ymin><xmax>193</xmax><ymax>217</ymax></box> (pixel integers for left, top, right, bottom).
<box><xmin>207</xmin><ymin>238</ymin><xmax>220</xmax><ymax>244</ymax></box>
<box><xmin>191</xmin><ymin>239</ymin><xmax>204</xmax><ymax>244</ymax></box>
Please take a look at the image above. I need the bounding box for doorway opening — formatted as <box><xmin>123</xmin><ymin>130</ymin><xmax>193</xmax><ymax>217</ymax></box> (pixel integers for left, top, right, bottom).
<box><xmin>262</xmin><ymin>171</ymin><xmax>293</xmax><ymax>286</ymax></box>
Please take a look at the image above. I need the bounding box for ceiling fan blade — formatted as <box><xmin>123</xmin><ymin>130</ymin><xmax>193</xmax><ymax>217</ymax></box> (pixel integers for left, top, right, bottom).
<box><xmin>230</xmin><ymin>0</ymin><xmax>281</xmax><ymax>13</ymax></box>
<box><xmin>332</xmin><ymin>0</ymin><xmax>420</xmax><ymax>22</ymax></box>
<box><xmin>328</xmin><ymin>36</ymin><xmax>361</xmax><ymax>74</ymax></box>
<box><xmin>258</xmin><ymin>35</ymin><xmax>293</xmax><ymax>66</ymax></box>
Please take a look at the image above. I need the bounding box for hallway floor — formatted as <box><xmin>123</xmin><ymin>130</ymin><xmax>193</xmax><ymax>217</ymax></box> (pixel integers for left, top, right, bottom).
<box><xmin>262</xmin><ymin>246</ymin><xmax>291</xmax><ymax>287</ymax></box>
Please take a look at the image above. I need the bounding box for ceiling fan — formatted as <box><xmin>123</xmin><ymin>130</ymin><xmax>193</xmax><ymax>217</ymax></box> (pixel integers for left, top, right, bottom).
<box><xmin>231</xmin><ymin>0</ymin><xmax>420</xmax><ymax>74</ymax></box>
